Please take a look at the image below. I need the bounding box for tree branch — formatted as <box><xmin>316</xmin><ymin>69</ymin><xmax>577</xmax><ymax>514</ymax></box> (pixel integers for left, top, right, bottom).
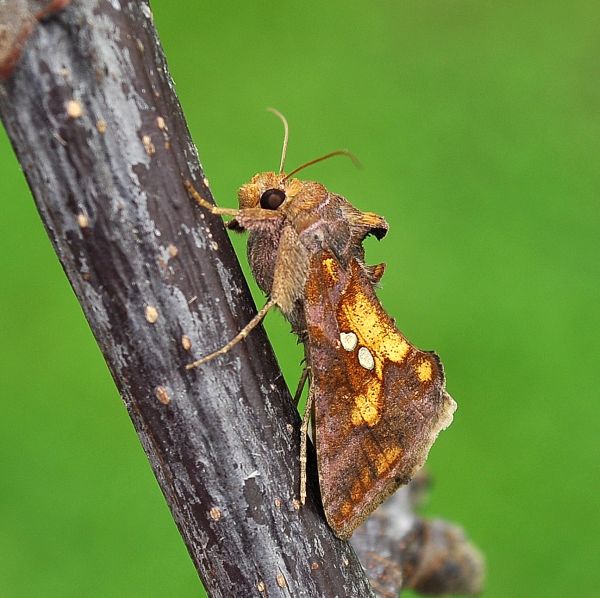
<box><xmin>351</xmin><ymin>474</ymin><xmax>485</xmax><ymax>597</ymax></box>
<box><xmin>0</xmin><ymin>1</ymin><xmax>374</xmax><ymax>596</ymax></box>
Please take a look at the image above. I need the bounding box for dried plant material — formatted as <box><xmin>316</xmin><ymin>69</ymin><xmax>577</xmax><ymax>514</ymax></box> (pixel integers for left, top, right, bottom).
<box><xmin>351</xmin><ymin>476</ymin><xmax>485</xmax><ymax>597</ymax></box>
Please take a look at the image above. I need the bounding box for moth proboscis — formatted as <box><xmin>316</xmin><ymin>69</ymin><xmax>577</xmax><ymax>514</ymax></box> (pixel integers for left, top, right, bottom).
<box><xmin>185</xmin><ymin>109</ymin><xmax>456</xmax><ymax>539</ymax></box>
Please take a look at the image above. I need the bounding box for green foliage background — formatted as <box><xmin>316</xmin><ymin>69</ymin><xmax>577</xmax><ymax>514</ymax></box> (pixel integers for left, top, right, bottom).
<box><xmin>1</xmin><ymin>1</ymin><xmax>598</xmax><ymax>596</ymax></box>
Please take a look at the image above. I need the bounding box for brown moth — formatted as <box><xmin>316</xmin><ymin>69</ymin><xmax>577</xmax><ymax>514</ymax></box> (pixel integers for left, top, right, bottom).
<box><xmin>185</xmin><ymin>110</ymin><xmax>456</xmax><ymax>539</ymax></box>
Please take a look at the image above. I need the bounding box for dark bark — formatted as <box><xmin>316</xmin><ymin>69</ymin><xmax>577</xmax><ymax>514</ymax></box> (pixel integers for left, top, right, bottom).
<box><xmin>0</xmin><ymin>1</ymin><xmax>374</xmax><ymax>596</ymax></box>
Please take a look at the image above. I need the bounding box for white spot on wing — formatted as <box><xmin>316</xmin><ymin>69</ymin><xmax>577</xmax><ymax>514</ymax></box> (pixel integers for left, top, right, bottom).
<box><xmin>358</xmin><ymin>346</ymin><xmax>375</xmax><ymax>370</ymax></box>
<box><xmin>340</xmin><ymin>331</ymin><xmax>358</xmax><ymax>351</ymax></box>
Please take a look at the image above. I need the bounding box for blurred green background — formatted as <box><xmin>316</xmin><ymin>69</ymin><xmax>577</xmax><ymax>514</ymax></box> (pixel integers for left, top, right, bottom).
<box><xmin>1</xmin><ymin>1</ymin><xmax>599</xmax><ymax>596</ymax></box>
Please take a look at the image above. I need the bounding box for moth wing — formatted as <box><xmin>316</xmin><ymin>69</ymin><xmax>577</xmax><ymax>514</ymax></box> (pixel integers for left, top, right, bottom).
<box><xmin>303</xmin><ymin>251</ymin><xmax>456</xmax><ymax>539</ymax></box>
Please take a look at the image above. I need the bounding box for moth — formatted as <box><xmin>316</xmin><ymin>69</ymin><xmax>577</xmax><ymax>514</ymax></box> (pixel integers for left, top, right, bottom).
<box><xmin>186</xmin><ymin>110</ymin><xmax>456</xmax><ymax>539</ymax></box>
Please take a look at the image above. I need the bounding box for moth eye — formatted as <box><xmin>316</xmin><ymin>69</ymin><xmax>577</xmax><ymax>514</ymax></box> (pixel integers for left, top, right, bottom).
<box><xmin>260</xmin><ymin>188</ymin><xmax>286</xmax><ymax>210</ymax></box>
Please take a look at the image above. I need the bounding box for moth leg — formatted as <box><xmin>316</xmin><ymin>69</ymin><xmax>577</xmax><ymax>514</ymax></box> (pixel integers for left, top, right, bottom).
<box><xmin>186</xmin><ymin>298</ymin><xmax>276</xmax><ymax>369</ymax></box>
<box><xmin>292</xmin><ymin>364</ymin><xmax>310</xmax><ymax>406</ymax></box>
<box><xmin>300</xmin><ymin>384</ymin><xmax>315</xmax><ymax>505</ymax></box>
<box><xmin>269</xmin><ymin>226</ymin><xmax>311</xmax><ymax>316</ymax></box>
<box><xmin>185</xmin><ymin>179</ymin><xmax>240</xmax><ymax>218</ymax></box>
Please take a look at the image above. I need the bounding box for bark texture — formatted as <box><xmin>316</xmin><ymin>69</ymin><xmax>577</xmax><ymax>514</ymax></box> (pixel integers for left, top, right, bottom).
<box><xmin>0</xmin><ymin>1</ymin><xmax>374</xmax><ymax>596</ymax></box>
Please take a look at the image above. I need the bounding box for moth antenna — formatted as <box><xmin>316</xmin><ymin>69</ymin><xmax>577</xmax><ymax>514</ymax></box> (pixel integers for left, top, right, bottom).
<box><xmin>282</xmin><ymin>149</ymin><xmax>361</xmax><ymax>182</ymax></box>
<box><xmin>267</xmin><ymin>107</ymin><xmax>289</xmax><ymax>174</ymax></box>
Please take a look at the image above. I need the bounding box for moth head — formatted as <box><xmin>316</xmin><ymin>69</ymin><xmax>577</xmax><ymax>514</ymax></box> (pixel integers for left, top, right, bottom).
<box><xmin>237</xmin><ymin>172</ymin><xmax>303</xmax><ymax>210</ymax></box>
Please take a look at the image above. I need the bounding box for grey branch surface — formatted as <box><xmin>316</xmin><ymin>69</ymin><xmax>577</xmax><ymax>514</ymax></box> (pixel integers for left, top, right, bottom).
<box><xmin>0</xmin><ymin>1</ymin><xmax>375</xmax><ymax>596</ymax></box>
